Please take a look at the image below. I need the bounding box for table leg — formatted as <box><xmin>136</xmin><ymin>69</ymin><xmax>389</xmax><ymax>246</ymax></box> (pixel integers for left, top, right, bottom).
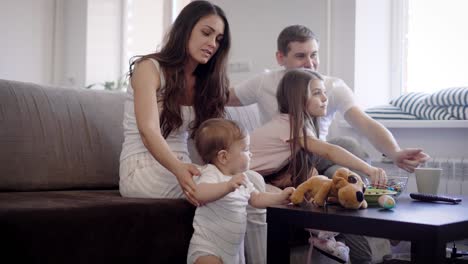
<box><xmin>267</xmin><ymin>221</ymin><xmax>289</xmax><ymax>264</ymax></box>
<box><xmin>411</xmin><ymin>240</ymin><xmax>446</xmax><ymax>264</ymax></box>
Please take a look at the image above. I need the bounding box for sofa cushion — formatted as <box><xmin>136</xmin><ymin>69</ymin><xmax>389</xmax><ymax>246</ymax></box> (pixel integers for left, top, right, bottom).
<box><xmin>0</xmin><ymin>79</ymin><xmax>125</xmax><ymax>191</ymax></box>
<box><xmin>0</xmin><ymin>190</ymin><xmax>195</xmax><ymax>264</ymax></box>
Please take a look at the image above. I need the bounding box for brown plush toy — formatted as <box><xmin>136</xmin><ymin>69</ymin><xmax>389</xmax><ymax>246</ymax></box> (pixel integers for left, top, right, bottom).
<box><xmin>290</xmin><ymin>168</ymin><xmax>368</xmax><ymax>209</ymax></box>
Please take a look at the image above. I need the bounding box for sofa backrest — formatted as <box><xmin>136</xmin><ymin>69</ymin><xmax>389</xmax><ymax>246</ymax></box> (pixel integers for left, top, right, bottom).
<box><xmin>0</xmin><ymin>79</ymin><xmax>125</xmax><ymax>191</ymax></box>
<box><xmin>0</xmin><ymin>79</ymin><xmax>262</xmax><ymax>191</ymax></box>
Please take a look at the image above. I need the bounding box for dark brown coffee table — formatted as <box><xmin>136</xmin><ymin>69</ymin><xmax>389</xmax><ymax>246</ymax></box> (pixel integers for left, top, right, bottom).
<box><xmin>267</xmin><ymin>194</ymin><xmax>468</xmax><ymax>264</ymax></box>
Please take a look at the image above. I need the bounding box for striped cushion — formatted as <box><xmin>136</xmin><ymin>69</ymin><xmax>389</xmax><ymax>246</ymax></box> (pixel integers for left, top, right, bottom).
<box><xmin>390</xmin><ymin>92</ymin><xmax>456</xmax><ymax>120</ymax></box>
<box><xmin>365</xmin><ymin>105</ymin><xmax>418</xmax><ymax>120</ymax></box>
<box><xmin>423</xmin><ymin>87</ymin><xmax>468</xmax><ymax>106</ymax></box>
<box><xmin>447</xmin><ymin>105</ymin><xmax>468</xmax><ymax>120</ymax></box>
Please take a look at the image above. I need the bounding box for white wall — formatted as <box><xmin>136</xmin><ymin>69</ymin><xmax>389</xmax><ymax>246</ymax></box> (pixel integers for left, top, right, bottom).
<box><xmin>354</xmin><ymin>0</ymin><xmax>392</xmax><ymax>109</ymax></box>
<box><xmin>61</xmin><ymin>0</ymin><xmax>87</xmax><ymax>88</ymax></box>
<box><xmin>86</xmin><ymin>0</ymin><xmax>123</xmax><ymax>87</ymax></box>
<box><xmin>0</xmin><ymin>0</ymin><xmax>124</xmax><ymax>89</ymax></box>
<box><xmin>329</xmin><ymin>0</ymin><xmax>356</xmax><ymax>90</ymax></box>
<box><xmin>211</xmin><ymin>0</ymin><xmax>330</xmax><ymax>85</ymax></box>
<box><xmin>0</xmin><ymin>0</ymin><xmax>55</xmax><ymax>85</ymax></box>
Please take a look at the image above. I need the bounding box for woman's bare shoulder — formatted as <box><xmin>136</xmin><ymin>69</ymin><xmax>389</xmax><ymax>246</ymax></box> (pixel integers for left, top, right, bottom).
<box><xmin>131</xmin><ymin>59</ymin><xmax>161</xmax><ymax>90</ymax></box>
<box><xmin>133</xmin><ymin>58</ymin><xmax>160</xmax><ymax>75</ymax></box>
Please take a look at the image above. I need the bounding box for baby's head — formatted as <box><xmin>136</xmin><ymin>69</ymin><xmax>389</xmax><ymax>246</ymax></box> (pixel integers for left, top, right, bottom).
<box><xmin>195</xmin><ymin>118</ymin><xmax>251</xmax><ymax>175</ymax></box>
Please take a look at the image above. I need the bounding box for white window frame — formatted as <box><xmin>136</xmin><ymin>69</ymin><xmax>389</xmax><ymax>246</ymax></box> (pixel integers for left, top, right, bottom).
<box><xmin>120</xmin><ymin>0</ymin><xmax>190</xmax><ymax>77</ymax></box>
<box><xmin>363</xmin><ymin>0</ymin><xmax>467</xmax><ymax>127</ymax></box>
<box><xmin>389</xmin><ymin>0</ymin><xmax>408</xmax><ymax>100</ymax></box>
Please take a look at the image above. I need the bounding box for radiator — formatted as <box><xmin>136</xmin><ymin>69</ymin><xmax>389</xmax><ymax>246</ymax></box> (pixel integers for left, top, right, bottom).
<box><xmin>372</xmin><ymin>158</ymin><xmax>468</xmax><ymax>196</ymax></box>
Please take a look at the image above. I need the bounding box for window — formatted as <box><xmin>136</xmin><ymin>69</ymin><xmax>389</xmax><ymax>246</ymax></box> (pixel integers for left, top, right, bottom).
<box><xmin>122</xmin><ymin>0</ymin><xmax>190</xmax><ymax>73</ymax></box>
<box><xmin>402</xmin><ymin>0</ymin><xmax>468</xmax><ymax>93</ymax></box>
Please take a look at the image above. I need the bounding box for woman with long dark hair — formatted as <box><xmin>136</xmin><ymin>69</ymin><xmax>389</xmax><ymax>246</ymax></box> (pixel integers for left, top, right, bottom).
<box><xmin>119</xmin><ymin>1</ymin><xmax>231</xmax><ymax>206</ymax></box>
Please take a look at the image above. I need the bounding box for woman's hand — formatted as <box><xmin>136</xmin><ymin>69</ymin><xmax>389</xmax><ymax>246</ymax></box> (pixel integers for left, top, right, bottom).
<box><xmin>174</xmin><ymin>163</ymin><xmax>201</xmax><ymax>206</ymax></box>
<box><xmin>367</xmin><ymin>167</ymin><xmax>387</xmax><ymax>188</ymax></box>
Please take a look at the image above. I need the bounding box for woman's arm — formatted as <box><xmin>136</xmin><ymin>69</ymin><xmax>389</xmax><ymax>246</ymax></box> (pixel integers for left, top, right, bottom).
<box><xmin>132</xmin><ymin>60</ymin><xmax>200</xmax><ymax>204</ymax></box>
<box><xmin>227</xmin><ymin>88</ymin><xmax>243</xmax><ymax>106</ymax></box>
<box><xmin>249</xmin><ymin>187</ymin><xmax>294</xmax><ymax>209</ymax></box>
<box><xmin>299</xmin><ymin>136</ymin><xmax>386</xmax><ymax>186</ymax></box>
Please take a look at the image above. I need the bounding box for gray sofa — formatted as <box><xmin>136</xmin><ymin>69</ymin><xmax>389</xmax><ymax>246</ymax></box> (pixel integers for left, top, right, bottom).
<box><xmin>0</xmin><ymin>79</ymin><xmax>260</xmax><ymax>264</ymax></box>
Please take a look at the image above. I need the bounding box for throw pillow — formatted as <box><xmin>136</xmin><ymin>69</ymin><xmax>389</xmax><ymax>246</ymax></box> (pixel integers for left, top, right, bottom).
<box><xmin>226</xmin><ymin>104</ymin><xmax>261</xmax><ymax>132</ymax></box>
<box><xmin>447</xmin><ymin>105</ymin><xmax>468</xmax><ymax>120</ymax></box>
<box><xmin>390</xmin><ymin>92</ymin><xmax>456</xmax><ymax>120</ymax></box>
<box><xmin>365</xmin><ymin>105</ymin><xmax>418</xmax><ymax>120</ymax></box>
<box><xmin>423</xmin><ymin>87</ymin><xmax>468</xmax><ymax>106</ymax></box>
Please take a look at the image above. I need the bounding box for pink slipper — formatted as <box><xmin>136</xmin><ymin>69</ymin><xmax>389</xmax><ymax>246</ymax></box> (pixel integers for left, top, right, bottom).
<box><xmin>306</xmin><ymin>228</ymin><xmax>339</xmax><ymax>240</ymax></box>
<box><xmin>309</xmin><ymin>236</ymin><xmax>349</xmax><ymax>263</ymax></box>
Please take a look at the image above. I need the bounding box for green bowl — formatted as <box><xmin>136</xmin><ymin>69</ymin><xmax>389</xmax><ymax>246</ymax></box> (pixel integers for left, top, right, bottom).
<box><xmin>364</xmin><ymin>188</ymin><xmax>397</xmax><ymax>204</ymax></box>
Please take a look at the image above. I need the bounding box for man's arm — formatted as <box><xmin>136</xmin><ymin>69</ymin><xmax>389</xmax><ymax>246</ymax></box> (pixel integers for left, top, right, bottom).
<box><xmin>344</xmin><ymin>106</ymin><xmax>430</xmax><ymax>172</ymax></box>
<box><xmin>227</xmin><ymin>88</ymin><xmax>244</xmax><ymax>106</ymax></box>
<box><xmin>227</xmin><ymin>72</ymin><xmax>268</xmax><ymax>106</ymax></box>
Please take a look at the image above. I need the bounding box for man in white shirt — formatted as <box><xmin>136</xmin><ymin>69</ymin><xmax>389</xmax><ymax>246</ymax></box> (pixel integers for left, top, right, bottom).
<box><xmin>229</xmin><ymin>25</ymin><xmax>429</xmax><ymax>264</ymax></box>
<box><xmin>229</xmin><ymin>24</ymin><xmax>429</xmax><ymax>176</ymax></box>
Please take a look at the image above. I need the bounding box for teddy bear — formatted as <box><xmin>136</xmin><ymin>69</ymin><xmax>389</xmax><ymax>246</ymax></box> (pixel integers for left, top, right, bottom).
<box><xmin>290</xmin><ymin>167</ymin><xmax>368</xmax><ymax>209</ymax></box>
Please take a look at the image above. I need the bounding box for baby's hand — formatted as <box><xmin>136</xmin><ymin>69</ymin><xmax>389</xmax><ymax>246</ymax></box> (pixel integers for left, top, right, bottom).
<box><xmin>281</xmin><ymin>187</ymin><xmax>296</xmax><ymax>204</ymax></box>
<box><xmin>227</xmin><ymin>173</ymin><xmax>246</xmax><ymax>192</ymax></box>
<box><xmin>369</xmin><ymin>167</ymin><xmax>387</xmax><ymax>188</ymax></box>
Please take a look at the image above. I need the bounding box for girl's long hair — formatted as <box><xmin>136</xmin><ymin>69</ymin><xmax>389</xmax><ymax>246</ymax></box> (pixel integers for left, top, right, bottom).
<box><xmin>129</xmin><ymin>1</ymin><xmax>231</xmax><ymax>138</ymax></box>
<box><xmin>276</xmin><ymin>69</ymin><xmax>323</xmax><ymax>187</ymax></box>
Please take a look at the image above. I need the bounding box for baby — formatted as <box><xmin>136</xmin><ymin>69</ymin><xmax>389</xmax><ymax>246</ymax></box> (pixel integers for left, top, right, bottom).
<box><xmin>187</xmin><ymin>118</ymin><xmax>294</xmax><ymax>264</ymax></box>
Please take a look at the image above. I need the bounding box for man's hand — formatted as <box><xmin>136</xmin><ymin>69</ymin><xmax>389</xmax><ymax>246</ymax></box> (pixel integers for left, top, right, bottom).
<box><xmin>392</xmin><ymin>148</ymin><xmax>430</xmax><ymax>173</ymax></box>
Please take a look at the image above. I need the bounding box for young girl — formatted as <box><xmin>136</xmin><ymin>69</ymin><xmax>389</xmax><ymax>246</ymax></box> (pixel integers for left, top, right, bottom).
<box><xmin>250</xmin><ymin>68</ymin><xmax>387</xmax><ymax>189</ymax></box>
<box><xmin>188</xmin><ymin>118</ymin><xmax>294</xmax><ymax>264</ymax></box>
<box><xmin>249</xmin><ymin>69</ymin><xmax>387</xmax><ymax>263</ymax></box>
